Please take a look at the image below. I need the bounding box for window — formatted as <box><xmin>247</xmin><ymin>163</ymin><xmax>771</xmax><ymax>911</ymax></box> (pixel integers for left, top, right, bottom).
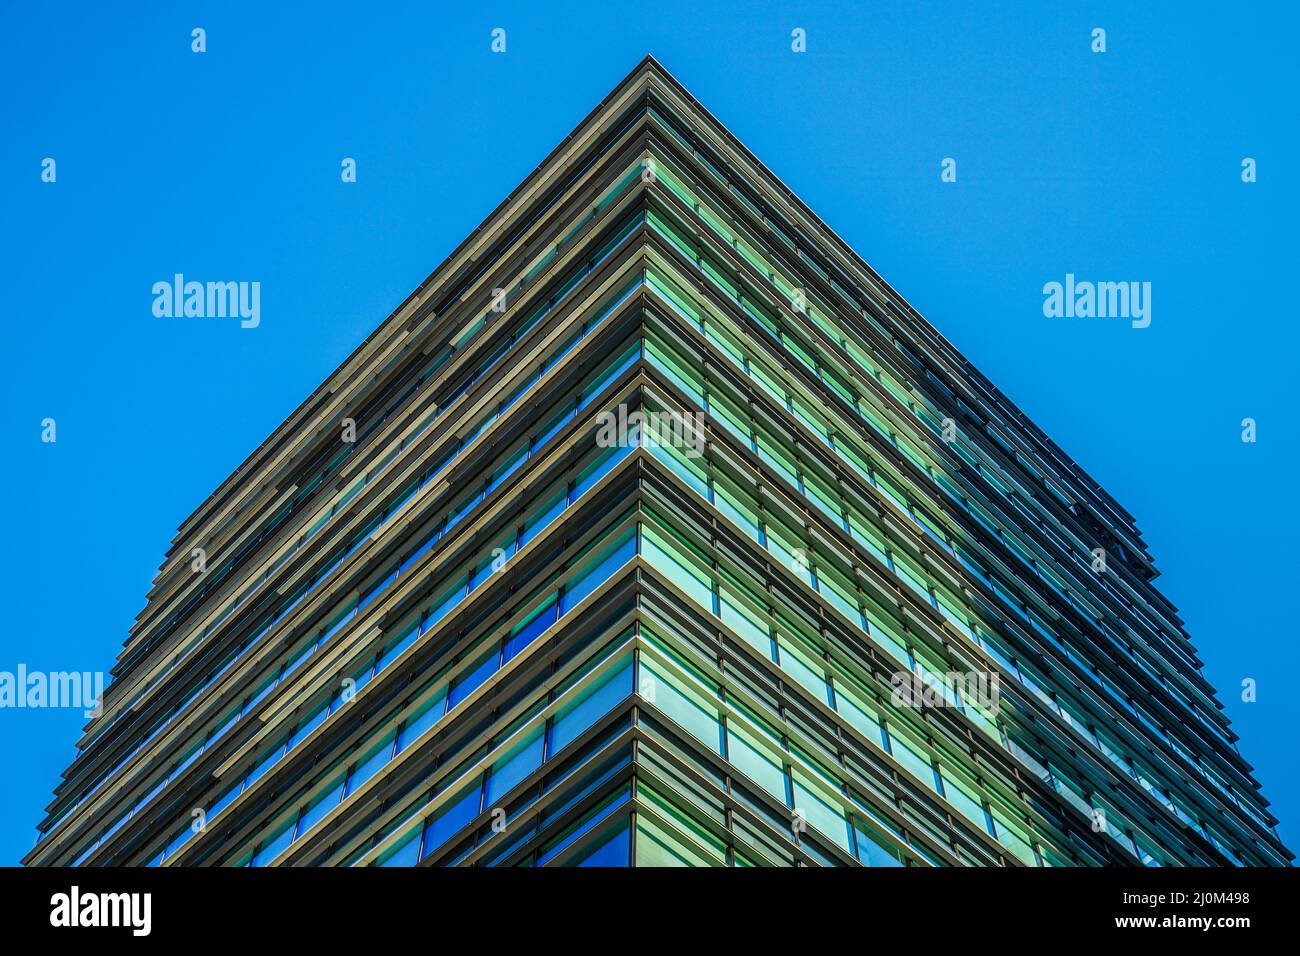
<box><xmin>549</xmin><ymin>659</ymin><xmax>634</xmax><ymax>755</ymax></box>
<box><xmin>560</xmin><ymin>529</ymin><xmax>636</xmax><ymax>614</ymax></box>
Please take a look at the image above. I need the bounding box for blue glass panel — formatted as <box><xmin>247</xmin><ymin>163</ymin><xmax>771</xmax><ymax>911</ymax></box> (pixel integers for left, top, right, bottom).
<box><xmin>419</xmin><ymin>786</ymin><xmax>483</xmax><ymax>861</ymax></box>
<box><xmin>358</xmin><ymin>569</ymin><xmax>398</xmax><ymax>611</ymax></box>
<box><xmin>251</xmin><ymin>823</ymin><xmax>295</xmax><ymax>867</ymax></box>
<box><xmin>538</xmin><ymin>793</ymin><xmax>630</xmax><ymax>865</ymax></box>
<box><xmin>854</xmin><ymin>822</ymin><xmax>904</xmax><ymax>867</ymax></box>
<box><xmin>374</xmin><ymin>622</ymin><xmax>421</xmax><ymax>674</ymax></box>
<box><xmin>483</xmin><ymin>731</ymin><xmax>545</xmax><ymax>805</ymax></box>
<box><xmin>295</xmin><ymin>782</ymin><xmax>344</xmax><ymax>838</ymax></box>
<box><xmin>468</xmin><ymin>558</ymin><xmax>497</xmax><ymax>592</ymax></box>
<box><xmin>519</xmin><ymin>495</ymin><xmax>565</xmax><ymax>550</ymax></box>
<box><xmin>503</xmin><ymin>598</ymin><xmax>558</xmax><ymax>663</ymax></box>
<box><xmin>549</xmin><ymin>661</ymin><xmax>633</xmax><ymax>755</ymax></box>
<box><xmin>570</xmin><ymin>447</ymin><xmax>621</xmax><ymax>502</ymax></box>
<box><xmin>378</xmin><ymin>830</ymin><xmax>421</xmax><ymax>867</ymax></box>
<box><xmin>346</xmin><ymin>740</ymin><xmax>394</xmax><ymax>796</ymax></box>
<box><xmin>421</xmin><ymin>581</ymin><xmax>467</xmax><ymax>635</ymax></box>
<box><xmin>286</xmin><ymin>706</ymin><xmax>328</xmax><ymax>751</ymax></box>
<box><xmin>449</xmin><ymin>654</ymin><xmax>499</xmax><ymax>709</ymax></box>
<box><xmin>243</xmin><ymin>748</ymin><xmax>282</xmax><ymax>790</ymax></box>
<box><xmin>576</xmin><ymin>823</ymin><xmax>630</xmax><ymax>867</ymax></box>
<box><xmin>319</xmin><ymin>606</ymin><xmax>357</xmax><ymax>645</ymax></box>
<box><xmin>399</xmin><ymin>694</ymin><xmax>446</xmax><ymax>749</ymax></box>
<box><xmin>559</xmin><ymin>533</ymin><xmax>635</xmax><ymax>614</ymax></box>
<box><xmin>207</xmin><ymin>783</ymin><xmax>240</xmax><ymax>820</ymax></box>
<box><xmin>533</xmin><ymin>414</ymin><xmax>572</xmax><ymax>455</ymax></box>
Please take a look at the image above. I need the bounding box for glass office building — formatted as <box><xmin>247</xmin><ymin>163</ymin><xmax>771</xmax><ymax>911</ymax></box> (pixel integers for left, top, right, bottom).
<box><xmin>27</xmin><ymin>57</ymin><xmax>1289</xmax><ymax>867</ymax></box>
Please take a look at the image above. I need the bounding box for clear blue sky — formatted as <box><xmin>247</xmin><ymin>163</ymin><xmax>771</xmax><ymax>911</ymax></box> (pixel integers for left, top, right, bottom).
<box><xmin>2</xmin><ymin>1</ymin><xmax>1295</xmax><ymax>865</ymax></box>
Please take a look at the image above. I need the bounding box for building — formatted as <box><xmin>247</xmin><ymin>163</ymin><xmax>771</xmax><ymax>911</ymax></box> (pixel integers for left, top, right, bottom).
<box><xmin>26</xmin><ymin>57</ymin><xmax>1289</xmax><ymax>868</ymax></box>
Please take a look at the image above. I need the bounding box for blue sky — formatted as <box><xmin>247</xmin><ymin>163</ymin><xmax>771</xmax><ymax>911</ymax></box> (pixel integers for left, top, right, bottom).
<box><xmin>1</xmin><ymin>1</ymin><xmax>1295</xmax><ymax>865</ymax></box>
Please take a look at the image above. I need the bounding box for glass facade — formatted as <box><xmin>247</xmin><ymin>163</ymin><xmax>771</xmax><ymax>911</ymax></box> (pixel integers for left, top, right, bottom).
<box><xmin>27</xmin><ymin>57</ymin><xmax>1289</xmax><ymax>868</ymax></box>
